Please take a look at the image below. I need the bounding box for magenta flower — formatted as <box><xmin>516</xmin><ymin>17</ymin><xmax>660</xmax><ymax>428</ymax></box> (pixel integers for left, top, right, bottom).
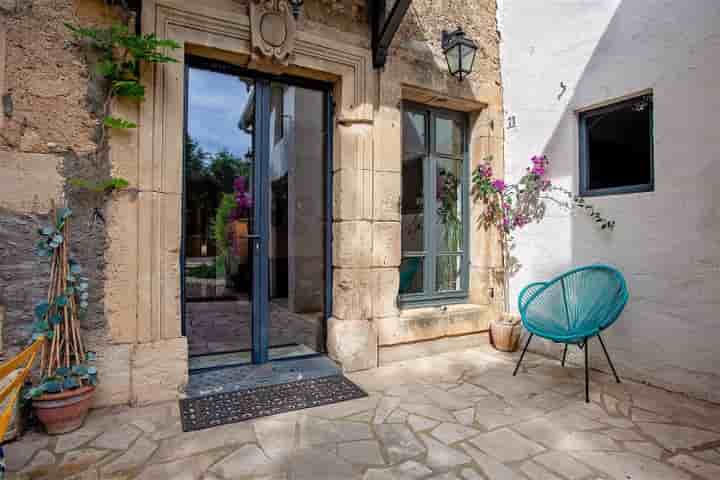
<box><xmin>233</xmin><ymin>176</ymin><xmax>248</xmax><ymax>194</ymax></box>
<box><xmin>476</xmin><ymin>163</ymin><xmax>493</xmax><ymax>179</ymax></box>
<box><xmin>491</xmin><ymin>179</ymin><xmax>506</xmax><ymax>192</ymax></box>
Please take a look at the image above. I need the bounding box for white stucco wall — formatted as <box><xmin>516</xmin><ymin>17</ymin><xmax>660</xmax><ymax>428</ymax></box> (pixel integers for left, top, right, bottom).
<box><xmin>498</xmin><ymin>0</ymin><xmax>720</xmax><ymax>402</ymax></box>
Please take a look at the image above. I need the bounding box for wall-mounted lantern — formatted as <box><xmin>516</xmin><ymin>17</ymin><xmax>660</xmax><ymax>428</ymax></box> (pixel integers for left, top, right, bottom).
<box><xmin>441</xmin><ymin>27</ymin><xmax>478</xmax><ymax>82</ymax></box>
<box><xmin>288</xmin><ymin>0</ymin><xmax>304</xmax><ymax>19</ymax></box>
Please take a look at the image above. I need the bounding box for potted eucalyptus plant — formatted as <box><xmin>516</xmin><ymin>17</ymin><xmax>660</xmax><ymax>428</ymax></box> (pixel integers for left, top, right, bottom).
<box><xmin>472</xmin><ymin>155</ymin><xmax>615</xmax><ymax>351</ymax></box>
<box><xmin>24</xmin><ymin>205</ymin><xmax>98</xmax><ymax>435</ymax></box>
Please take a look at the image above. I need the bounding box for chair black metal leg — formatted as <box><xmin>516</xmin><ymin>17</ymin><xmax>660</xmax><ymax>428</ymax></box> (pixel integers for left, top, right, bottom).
<box><xmin>513</xmin><ymin>333</ymin><xmax>534</xmax><ymax>376</ymax></box>
<box><xmin>597</xmin><ymin>334</ymin><xmax>621</xmax><ymax>383</ymax></box>
<box><xmin>584</xmin><ymin>338</ymin><xmax>590</xmax><ymax>403</ymax></box>
<box><xmin>561</xmin><ymin>343</ymin><xmax>568</xmax><ymax>367</ymax></box>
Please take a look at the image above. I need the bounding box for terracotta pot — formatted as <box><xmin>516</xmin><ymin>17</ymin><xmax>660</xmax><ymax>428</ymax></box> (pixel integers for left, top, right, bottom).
<box><xmin>33</xmin><ymin>385</ymin><xmax>95</xmax><ymax>435</ymax></box>
<box><xmin>490</xmin><ymin>314</ymin><xmax>522</xmax><ymax>352</ymax></box>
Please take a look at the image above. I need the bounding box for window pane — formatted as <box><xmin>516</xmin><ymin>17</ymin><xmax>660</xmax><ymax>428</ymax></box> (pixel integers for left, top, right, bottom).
<box><xmin>403</xmin><ymin>111</ymin><xmax>426</xmax><ymax>157</ymax></box>
<box><xmin>435</xmin><ymin>116</ymin><xmax>462</xmax><ymax>156</ymax></box>
<box><xmin>400</xmin><ymin>257</ymin><xmax>424</xmax><ymax>294</ymax></box>
<box><xmin>585</xmin><ymin>96</ymin><xmax>652</xmax><ymax>191</ymax></box>
<box><xmin>402</xmin><ymin>151</ymin><xmax>424</xmax><ymax>253</ymax></box>
<box><xmin>436</xmin><ymin>255</ymin><xmax>461</xmax><ymax>292</ymax></box>
<box><xmin>436</xmin><ymin>157</ymin><xmax>463</xmax><ymax>252</ymax></box>
<box><xmin>271</xmin><ymin>84</ymin><xmax>284</xmax><ymax>145</ymax></box>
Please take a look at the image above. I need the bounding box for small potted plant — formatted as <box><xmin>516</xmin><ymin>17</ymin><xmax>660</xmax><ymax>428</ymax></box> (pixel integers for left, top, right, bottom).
<box><xmin>24</xmin><ymin>205</ymin><xmax>98</xmax><ymax>435</ymax></box>
<box><xmin>472</xmin><ymin>155</ymin><xmax>615</xmax><ymax>352</ymax></box>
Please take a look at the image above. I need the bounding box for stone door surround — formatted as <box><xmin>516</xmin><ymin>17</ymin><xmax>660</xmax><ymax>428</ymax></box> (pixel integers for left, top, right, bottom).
<box><xmin>133</xmin><ymin>0</ymin><xmax>373</xmax><ymax>350</ymax></box>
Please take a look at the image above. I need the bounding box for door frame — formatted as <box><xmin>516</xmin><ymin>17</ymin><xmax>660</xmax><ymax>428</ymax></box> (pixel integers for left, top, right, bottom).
<box><xmin>181</xmin><ymin>55</ymin><xmax>334</xmax><ymax>366</ymax></box>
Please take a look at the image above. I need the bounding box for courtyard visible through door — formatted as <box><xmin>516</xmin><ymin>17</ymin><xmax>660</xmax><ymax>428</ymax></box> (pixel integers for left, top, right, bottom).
<box><xmin>182</xmin><ymin>57</ymin><xmax>331</xmax><ymax>371</ymax></box>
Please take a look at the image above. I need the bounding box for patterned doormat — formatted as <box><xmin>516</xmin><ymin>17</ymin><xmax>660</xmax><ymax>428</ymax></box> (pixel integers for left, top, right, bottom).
<box><xmin>179</xmin><ymin>374</ymin><xmax>367</xmax><ymax>432</ymax></box>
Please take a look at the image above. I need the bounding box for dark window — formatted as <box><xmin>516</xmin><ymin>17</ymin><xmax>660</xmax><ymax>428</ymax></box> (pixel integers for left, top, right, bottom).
<box><xmin>579</xmin><ymin>94</ymin><xmax>653</xmax><ymax>196</ymax></box>
<box><xmin>400</xmin><ymin>103</ymin><xmax>469</xmax><ymax>306</ymax></box>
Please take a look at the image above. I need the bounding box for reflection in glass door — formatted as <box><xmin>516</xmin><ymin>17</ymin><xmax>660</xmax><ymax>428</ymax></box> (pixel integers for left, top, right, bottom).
<box><xmin>265</xmin><ymin>82</ymin><xmax>327</xmax><ymax>361</ymax></box>
<box><xmin>183</xmin><ymin>61</ymin><xmax>257</xmax><ymax>370</ymax></box>
<box><xmin>183</xmin><ymin>58</ymin><xmax>330</xmax><ymax>370</ymax></box>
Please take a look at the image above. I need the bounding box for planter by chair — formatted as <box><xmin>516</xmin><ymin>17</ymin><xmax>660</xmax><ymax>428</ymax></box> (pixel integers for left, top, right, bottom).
<box><xmin>33</xmin><ymin>386</ymin><xmax>95</xmax><ymax>435</ymax></box>
<box><xmin>490</xmin><ymin>313</ymin><xmax>522</xmax><ymax>352</ymax></box>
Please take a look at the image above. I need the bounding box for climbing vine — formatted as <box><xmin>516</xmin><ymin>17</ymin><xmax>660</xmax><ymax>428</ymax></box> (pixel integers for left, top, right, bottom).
<box><xmin>65</xmin><ymin>22</ymin><xmax>180</xmax><ymax>140</ymax></box>
<box><xmin>64</xmin><ymin>22</ymin><xmax>180</xmax><ymax>221</ymax></box>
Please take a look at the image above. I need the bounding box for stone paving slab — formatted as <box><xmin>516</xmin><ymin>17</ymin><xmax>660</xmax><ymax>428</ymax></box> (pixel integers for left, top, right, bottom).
<box><xmin>7</xmin><ymin>344</ymin><xmax>720</xmax><ymax>479</ymax></box>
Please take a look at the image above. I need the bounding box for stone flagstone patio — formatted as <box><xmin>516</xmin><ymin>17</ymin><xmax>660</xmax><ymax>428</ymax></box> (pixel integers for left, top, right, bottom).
<box><xmin>8</xmin><ymin>343</ymin><xmax>720</xmax><ymax>479</ymax></box>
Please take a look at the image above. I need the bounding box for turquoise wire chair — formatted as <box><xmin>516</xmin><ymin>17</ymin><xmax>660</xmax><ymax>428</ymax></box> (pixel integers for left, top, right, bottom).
<box><xmin>513</xmin><ymin>265</ymin><xmax>629</xmax><ymax>402</ymax></box>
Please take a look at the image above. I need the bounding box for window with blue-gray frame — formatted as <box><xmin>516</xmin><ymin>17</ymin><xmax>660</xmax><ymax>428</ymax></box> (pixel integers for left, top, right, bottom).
<box><xmin>579</xmin><ymin>93</ymin><xmax>654</xmax><ymax>197</ymax></box>
<box><xmin>399</xmin><ymin>102</ymin><xmax>469</xmax><ymax>306</ymax></box>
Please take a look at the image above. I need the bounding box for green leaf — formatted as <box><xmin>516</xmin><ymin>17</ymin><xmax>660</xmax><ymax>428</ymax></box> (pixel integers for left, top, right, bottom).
<box><xmin>58</xmin><ymin>207</ymin><xmax>73</xmax><ymax>219</ymax></box>
<box><xmin>56</xmin><ymin>367</ymin><xmax>71</xmax><ymax>377</ymax></box>
<box><xmin>42</xmin><ymin>380</ymin><xmax>62</xmax><ymax>394</ymax></box>
<box><xmin>96</xmin><ymin>59</ymin><xmax>118</xmax><ymax>78</ymax></box>
<box><xmin>72</xmin><ymin>365</ymin><xmax>89</xmax><ymax>376</ymax></box>
<box><xmin>103</xmin><ymin>116</ymin><xmax>138</xmax><ymax>129</ymax></box>
<box><xmin>86</xmin><ymin>351</ymin><xmax>97</xmax><ymax>362</ymax></box>
<box><xmin>49</xmin><ymin>314</ymin><xmax>62</xmax><ymax>326</ymax></box>
<box><xmin>33</xmin><ymin>319</ymin><xmax>49</xmax><ymax>332</ymax></box>
<box><xmin>87</xmin><ymin>366</ymin><xmax>98</xmax><ymax>375</ymax></box>
<box><xmin>40</xmin><ymin>226</ymin><xmax>55</xmax><ymax>236</ymax></box>
<box><xmin>56</xmin><ymin>295</ymin><xmax>69</xmax><ymax>307</ymax></box>
<box><xmin>112</xmin><ymin>80</ymin><xmax>145</xmax><ymax>99</ymax></box>
<box><xmin>35</xmin><ymin>302</ymin><xmax>50</xmax><ymax>319</ymax></box>
<box><xmin>63</xmin><ymin>377</ymin><xmax>80</xmax><ymax>390</ymax></box>
<box><xmin>70</xmin><ymin>264</ymin><xmax>82</xmax><ymax>275</ymax></box>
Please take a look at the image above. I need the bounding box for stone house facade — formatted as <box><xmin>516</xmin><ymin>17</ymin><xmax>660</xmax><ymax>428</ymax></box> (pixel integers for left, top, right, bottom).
<box><xmin>0</xmin><ymin>0</ymin><xmax>504</xmax><ymax>407</ymax></box>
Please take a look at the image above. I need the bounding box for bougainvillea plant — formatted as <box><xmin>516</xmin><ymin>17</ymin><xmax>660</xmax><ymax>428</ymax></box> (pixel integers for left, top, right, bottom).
<box><xmin>472</xmin><ymin>155</ymin><xmax>616</xmax><ymax>285</ymax></box>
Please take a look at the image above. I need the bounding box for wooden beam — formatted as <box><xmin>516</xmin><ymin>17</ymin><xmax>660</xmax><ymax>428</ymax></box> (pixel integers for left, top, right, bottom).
<box><xmin>372</xmin><ymin>0</ymin><xmax>412</xmax><ymax>69</ymax></box>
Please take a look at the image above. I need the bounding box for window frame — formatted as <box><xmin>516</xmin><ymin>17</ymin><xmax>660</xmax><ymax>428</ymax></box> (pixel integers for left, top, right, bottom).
<box><xmin>399</xmin><ymin>101</ymin><xmax>470</xmax><ymax>308</ymax></box>
<box><xmin>578</xmin><ymin>93</ymin><xmax>654</xmax><ymax>197</ymax></box>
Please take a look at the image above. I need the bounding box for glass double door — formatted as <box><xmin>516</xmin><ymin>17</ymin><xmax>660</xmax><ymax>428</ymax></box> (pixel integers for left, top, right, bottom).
<box><xmin>183</xmin><ymin>57</ymin><xmax>330</xmax><ymax>369</ymax></box>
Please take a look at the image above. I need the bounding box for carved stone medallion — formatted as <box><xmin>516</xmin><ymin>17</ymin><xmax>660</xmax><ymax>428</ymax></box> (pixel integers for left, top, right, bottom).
<box><xmin>249</xmin><ymin>0</ymin><xmax>297</xmax><ymax>65</ymax></box>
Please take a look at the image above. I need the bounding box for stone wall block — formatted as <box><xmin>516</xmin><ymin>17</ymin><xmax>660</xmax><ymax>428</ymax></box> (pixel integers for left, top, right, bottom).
<box><xmin>471</xmin><ymin>105</ymin><xmax>505</xmax><ymax>140</ymax></box>
<box><xmin>333</xmin><ymin>168</ymin><xmax>372</xmax><ymax>221</ymax></box>
<box><xmin>333</xmin><ymin>221</ymin><xmax>372</xmax><ymax>267</ymax></box>
<box><xmin>333</xmin><ymin>267</ymin><xmax>372</xmax><ymax>321</ymax></box>
<box><xmin>327</xmin><ymin>317</ymin><xmax>378</xmax><ymax>372</ymax></box>
<box><xmin>92</xmin><ymin>343</ymin><xmax>132</xmax><ymax>408</ymax></box>
<box><xmin>372</xmin><ymin>268</ymin><xmax>399</xmax><ymax>318</ymax></box>
<box><xmin>468</xmin><ymin>266</ymin><xmax>492</xmax><ymax>306</ymax></box>
<box><xmin>131</xmin><ymin>337</ymin><xmax>188</xmax><ymax>406</ymax></box>
<box><xmin>108</xmin><ymin>98</ymin><xmax>141</xmax><ymax>186</ymax></box>
<box><xmin>0</xmin><ymin>152</ymin><xmax>62</xmax><ymax>213</ymax></box>
<box><xmin>337</xmin><ymin>123</ymin><xmax>373</xmax><ymax>171</ymax></box>
<box><xmin>377</xmin><ymin>304</ymin><xmax>493</xmax><ymax>346</ymax></box>
<box><xmin>373</xmin><ymin>171</ymin><xmax>401</xmax><ymax>221</ymax></box>
<box><xmin>104</xmin><ymin>194</ymin><xmax>139</xmax><ymax>343</ymax></box>
<box><xmin>445</xmin><ymin>304</ymin><xmax>495</xmax><ymax>336</ymax></box>
<box><xmin>373</xmin><ymin>106</ymin><xmax>401</xmax><ymax>173</ymax></box>
<box><xmin>160</xmin><ymin>193</ymin><xmax>182</xmax><ymax>339</ymax></box>
<box><xmin>372</xmin><ymin>221</ymin><xmax>401</xmax><ymax>267</ymax></box>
